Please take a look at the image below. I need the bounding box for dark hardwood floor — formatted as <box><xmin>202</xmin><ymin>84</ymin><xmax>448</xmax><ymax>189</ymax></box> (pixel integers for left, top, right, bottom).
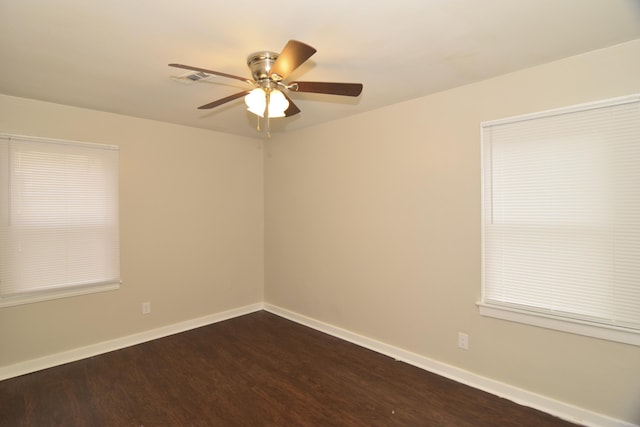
<box><xmin>1</xmin><ymin>311</ymin><xmax>579</xmax><ymax>426</ymax></box>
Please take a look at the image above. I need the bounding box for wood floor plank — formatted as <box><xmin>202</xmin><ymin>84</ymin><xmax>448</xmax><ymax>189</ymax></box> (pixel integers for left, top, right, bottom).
<box><xmin>0</xmin><ymin>311</ymin><xmax>579</xmax><ymax>426</ymax></box>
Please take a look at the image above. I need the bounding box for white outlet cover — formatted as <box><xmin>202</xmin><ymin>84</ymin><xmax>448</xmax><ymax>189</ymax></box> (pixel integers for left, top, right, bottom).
<box><xmin>458</xmin><ymin>332</ymin><xmax>469</xmax><ymax>350</ymax></box>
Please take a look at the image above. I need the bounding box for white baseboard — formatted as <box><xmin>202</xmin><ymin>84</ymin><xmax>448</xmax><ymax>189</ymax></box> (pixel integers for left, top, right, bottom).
<box><xmin>2</xmin><ymin>301</ymin><xmax>635</xmax><ymax>427</ymax></box>
<box><xmin>264</xmin><ymin>303</ymin><xmax>637</xmax><ymax>427</ymax></box>
<box><xmin>0</xmin><ymin>302</ymin><xmax>264</xmax><ymax>381</ymax></box>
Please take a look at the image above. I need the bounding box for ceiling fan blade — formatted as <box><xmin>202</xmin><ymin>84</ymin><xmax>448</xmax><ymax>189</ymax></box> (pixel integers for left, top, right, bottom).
<box><xmin>169</xmin><ymin>63</ymin><xmax>253</xmax><ymax>84</ymax></box>
<box><xmin>268</xmin><ymin>40</ymin><xmax>317</xmax><ymax>80</ymax></box>
<box><xmin>197</xmin><ymin>91</ymin><xmax>250</xmax><ymax>109</ymax></box>
<box><xmin>283</xmin><ymin>93</ymin><xmax>301</xmax><ymax>117</ymax></box>
<box><xmin>289</xmin><ymin>81</ymin><xmax>363</xmax><ymax>97</ymax></box>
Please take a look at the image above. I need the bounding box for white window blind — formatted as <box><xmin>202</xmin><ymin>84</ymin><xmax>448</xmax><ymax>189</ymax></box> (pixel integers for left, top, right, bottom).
<box><xmin>480</xmin><ymin>94</ymin><xmax>640</xmax><ymax>344</ymax></box>
<box><xmin>0</xmin><ymin>134</ymin><xmax>120</xmax><ymax>306</ymax></box>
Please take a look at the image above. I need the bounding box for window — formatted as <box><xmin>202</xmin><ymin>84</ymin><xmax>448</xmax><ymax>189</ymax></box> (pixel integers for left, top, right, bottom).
<box><xmin>480</xmin><ymin>94</ymin><xmax>640</xmax><ymax>346</ymax></box>
<box><xmin>0</xmin><ymin>134</ymin><xmax>120</xmax><ymax>307</ymax></box>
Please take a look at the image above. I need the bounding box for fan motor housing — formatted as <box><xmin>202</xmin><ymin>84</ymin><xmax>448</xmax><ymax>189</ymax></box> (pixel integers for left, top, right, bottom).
<box><xmin>247</xmin><ymin>51</ymin><xmax>280</xmax><ymax>82</ymax></box>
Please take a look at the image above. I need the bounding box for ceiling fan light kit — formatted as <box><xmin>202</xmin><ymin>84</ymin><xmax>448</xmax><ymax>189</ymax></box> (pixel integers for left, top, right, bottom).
<box><xmin>169</xmin><ymin>40</ymin><xmax>363</xmax><ymax>136</ymax></box>
<box><xmin>245</xmin><ymin>88</ymin><xmax>289</xmax><ymax>118</ymax></box>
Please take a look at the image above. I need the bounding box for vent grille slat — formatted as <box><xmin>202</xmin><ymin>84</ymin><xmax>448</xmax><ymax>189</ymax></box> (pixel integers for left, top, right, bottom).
<box><xmin>173</xmin><ymin>71</ymin><xmax>215</xmax><ymax>84</ymax></box>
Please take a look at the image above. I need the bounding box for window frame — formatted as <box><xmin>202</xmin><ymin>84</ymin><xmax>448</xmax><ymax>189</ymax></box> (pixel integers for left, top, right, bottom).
<box><xmin>0</xmin><ymin>133</ymin><xmax>121</xmax><ymax>308</ymax></box>
<box><xmin>479</xmin><ymin>94</ymin><xmax>640</xmax><ymax>346</ymax></box>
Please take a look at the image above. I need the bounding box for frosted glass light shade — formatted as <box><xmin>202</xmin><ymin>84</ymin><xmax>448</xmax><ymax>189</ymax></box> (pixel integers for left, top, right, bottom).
<box><xmin>245</xmin><ymin>88</ymin><xmax>267</xmax><ymax>116</ymax></box>
<box><xmin>245</xmin><ymin>88</ymin><xmax>289</xmax><ymax>118</ymax></box>
<box><xmin>267</xmin><ymin>90</ymin><xmax>289</xmax><ymax>118</ymax></box>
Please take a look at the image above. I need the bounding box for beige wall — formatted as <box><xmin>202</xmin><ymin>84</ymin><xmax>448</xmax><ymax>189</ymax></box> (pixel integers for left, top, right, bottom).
<box><xmin>0</xmin><ymin>95</ymin><xmax>265</xmax><ymax>366</ymax></box>
<box><xmin>1</xmin><ymin>39</ymin><xmax>639</xmax><ymax>424</ymax></box>
<box><xmin>264</xmin><ymin>39</ymin><xmax>640</xmax><ymax>424</ymax></box>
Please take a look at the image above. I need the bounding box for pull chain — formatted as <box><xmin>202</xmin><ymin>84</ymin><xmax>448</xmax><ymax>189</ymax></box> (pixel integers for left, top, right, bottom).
<box><xmin>265</xmin><ymin>90</ymin><xmax>271</xmax><ymax>139</ymax></box>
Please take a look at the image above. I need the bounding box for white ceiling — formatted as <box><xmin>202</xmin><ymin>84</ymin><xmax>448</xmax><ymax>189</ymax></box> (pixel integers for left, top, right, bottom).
<box><xmin>1</xmin><ymin>0</ymin><xmax>639</xmax><ymax>139</ymax></box>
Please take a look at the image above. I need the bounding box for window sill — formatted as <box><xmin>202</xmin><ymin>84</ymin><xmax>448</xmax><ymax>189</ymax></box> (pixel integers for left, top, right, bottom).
<box><xmin>478</xmin><ymin>302</ymin><xmax>640</xmax><ymax>347</ymax></box>
<box><xmin>0</xmin><ymin>282</ymin><xmax>120</xmax><ymax>308</ymax></box>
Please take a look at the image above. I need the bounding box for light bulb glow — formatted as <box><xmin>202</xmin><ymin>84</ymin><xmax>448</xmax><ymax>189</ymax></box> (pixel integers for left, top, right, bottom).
<box><xmin>245</xmin><ymin>88</ymin><xmax>267</xmax><ymax>117</ymax></box>
<box><xmin>244</xmin><ymin>88</ymin><xmax>289</xmax><ymax>118</ymax></box>
<box><xmin>267</xmin><ymin>89</ymin><xmax>289</xmax><ymax>118</ymax></box>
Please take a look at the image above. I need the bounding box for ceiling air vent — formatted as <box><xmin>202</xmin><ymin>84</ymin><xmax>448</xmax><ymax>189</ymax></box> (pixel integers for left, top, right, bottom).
<box><xmin>173</xmin><ymin>71</ymin><xmax>215</xmax><ymax>84</ymax></box>
<box><xmin>186</xmin><ymin>71</ymin><xmax>212</xmax><ymax>81</ymax></box>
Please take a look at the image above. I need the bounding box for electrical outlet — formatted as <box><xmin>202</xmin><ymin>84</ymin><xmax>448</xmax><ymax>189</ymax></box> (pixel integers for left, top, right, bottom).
<box><xmin>142</xmin><ymin>302</ymin><xmax>151</xmax><ymax>315</ymax></box>
<box><xmin>458</xmin><ymin>332</ymin><xmax>469</xmax><ymax>350</ymax></box>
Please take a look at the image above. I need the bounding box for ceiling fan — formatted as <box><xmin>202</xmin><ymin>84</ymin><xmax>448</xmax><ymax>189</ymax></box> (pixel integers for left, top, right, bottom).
<box><xmin>169</xmin><ymin>40</ymin><xmax>363</xmax><ymax>133</ymax></box>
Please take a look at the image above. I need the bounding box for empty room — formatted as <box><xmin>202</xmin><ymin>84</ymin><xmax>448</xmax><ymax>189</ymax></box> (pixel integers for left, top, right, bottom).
<box><xmin>1</xmin><ymin>1</ymin><xmax>640</xmax><ymax>426</ymax></box>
